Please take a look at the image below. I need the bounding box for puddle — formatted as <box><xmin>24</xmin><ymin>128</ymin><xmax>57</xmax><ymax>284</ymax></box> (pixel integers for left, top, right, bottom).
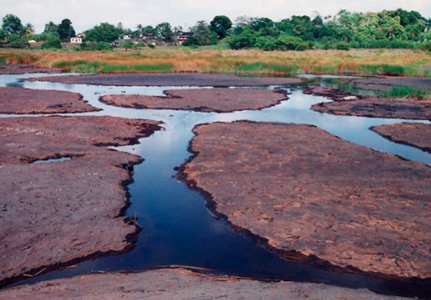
<box><xmin>1</xmin><ymin>74</ymin><xmax>430</xmax><ymax>298</ymax></box>
<box><xmin>32</xmin><ymin>157</ymin><xmax>73</xmax><ymax>164</ymax></box>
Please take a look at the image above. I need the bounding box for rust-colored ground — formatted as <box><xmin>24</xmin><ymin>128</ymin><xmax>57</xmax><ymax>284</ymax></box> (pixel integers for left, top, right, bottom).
<box><xmin>372</xmin><ymin>123</ymin><xmax>431</xmax><ymax>153</ymax></box>
<box><xmin>306</xmin><ymin>86</ymin><xmax>431</xmax><ymax>120</ymax></box>
<box><xmin>0</xmin><ymin>116</ymin><xmax>160</xmax><ymax>285</ymax></box>
<box><xmin>353</xmin><ymin>77</ymin><xmax>431</xmax><ymax>92</ymax></box>
<box><xmin>0</xmin><ymin>268</ymin><xmax>408</xmax><ymax>300</ymax></box>
<box><xmin>0</xmin><ymin>87</ymin><xmax>100</xmax><ymax>114</ymax></box>
<box><xmin>0</xmin><ymin>63</ymin><xmax>60</xmax><ymax>74</ymax></box>
<box><xmin>100</xmin><ymin>88</ymin><xmax>288</xmax><ymax>112</ymax></box>
<box><xmin>28</xmin><ymin>73</ymin><xmax>302</xmax><ymax>86</ymax></box>
<box><xmin>181</xmin><ymin>121</ymin><xmax>431</xmax><ymax>279</ymax></box>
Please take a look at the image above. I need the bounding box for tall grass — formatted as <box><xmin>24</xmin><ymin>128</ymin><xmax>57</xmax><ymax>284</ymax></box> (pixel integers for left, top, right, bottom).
<box><xmin>70</xmin><ymin>61</ymin><xmax>174</xmax><ymax>73</ymax></box>
<box><xmin>1</xmin><ymin>48</ymin><xmax>430</xmax><ymax>76</ymax></box>
<box><xmin>383</xmin><ymin>86</ymin><xmax>431</xmax><ymax>99</ymax></box>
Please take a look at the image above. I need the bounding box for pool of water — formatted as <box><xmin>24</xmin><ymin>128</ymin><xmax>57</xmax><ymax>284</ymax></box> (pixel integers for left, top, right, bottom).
<box><xmin>1</xmin><ymin>73</ymin><xmax>430</xmax><ymax>298</ymax></box>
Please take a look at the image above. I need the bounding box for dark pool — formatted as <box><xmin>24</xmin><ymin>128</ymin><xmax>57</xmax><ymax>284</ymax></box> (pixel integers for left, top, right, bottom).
<box><xmin>1</xmin><ymin>73</ymin><xmax>430</xmax><ymax>298</ymax></box>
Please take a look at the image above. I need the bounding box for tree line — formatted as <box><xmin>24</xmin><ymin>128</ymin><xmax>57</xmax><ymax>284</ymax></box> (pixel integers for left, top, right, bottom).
<box><xmin>1</xmin><ymin>9</ymin><xmax>430</xmax><ymax>51</ymax></box>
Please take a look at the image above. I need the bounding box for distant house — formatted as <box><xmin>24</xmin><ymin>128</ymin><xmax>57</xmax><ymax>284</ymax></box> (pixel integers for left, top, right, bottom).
<box><xmin>70</xmin><ymin>37</ymin><xmax>82</xmax><ymax>44</ymax></box>
<box><xmin>123</xmin><ymin>35</ymin><xmax>132</xmax><ymax>40</ymax></box>
<box><xmin>175</xmin><ymin>32</ymin><xmax>193</xmax><ymax>45</ymax></box>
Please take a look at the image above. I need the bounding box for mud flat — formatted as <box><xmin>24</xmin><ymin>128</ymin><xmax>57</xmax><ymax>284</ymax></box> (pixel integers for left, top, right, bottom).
<box><xmin>352</xmin><ymin>77</ymin><xmax>431</xmax><ymax>92</ymax></box>
<box><xmin>180</xmin><ymin>121</ymin><xmax>431</xmax><ymax>279</ymax></box>
<box><xmin>0</xmin><ymin>63</ymin><xmax>60</xmax><ymax>75</ymax></box>
<box><xmin>100</xmin><ymin>88</ymin><xmax>288</xmax><ymax>112</ymax></box>
<box><xmin>306</xmin><ymin>86</ymin><xmax>431</xmax><ymax>120</ymax></box>
<box><xmin>372</xmin><ymin>123</ymin><xmax>431</xmax><ymax>153</ymax></box>
<box><xmin>0</xmin><ymin>268</ymin><xmax>408</xmax><ymax>300</ymax></box>
<box><xmin>28</xmin><ymin>73</ymin><xmax>302</xmax><ymax>86</ymax></box>
<box><xmin>0</xmin><ymin>116</ymin><xmax>160</xmax><ymax>286</ymax></box>
<box><xmin>0</xmin><ymin>87</ymin><xmax>100</xmax><ymax>114</ymax></box>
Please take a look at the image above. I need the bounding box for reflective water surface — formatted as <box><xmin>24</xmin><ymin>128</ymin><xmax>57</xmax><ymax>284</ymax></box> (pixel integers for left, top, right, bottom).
<box><xmin>1</xmin><ymin>73</ymin><xmax>430</xmax><ymax>298</ymax></box>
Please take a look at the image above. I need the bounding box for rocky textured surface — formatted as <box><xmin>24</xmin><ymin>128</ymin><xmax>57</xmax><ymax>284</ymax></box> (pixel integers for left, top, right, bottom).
<box><xmin>0</xmin><ymin>63</ymin><xmax>60</xmax><ymax>74</ymax></box>
<box><xmin>100</xmin><ymin>88</ymin><xmax>288</xmax><ymax>112</ymax></box>
<box><xmin>0</xmin><ymin>269</ymin><xmax>408</xmax><ymax>300</ymax></box>
<box><xmin>353</xmin><ymin>77</ymin><xmax>431</xmax><ymax>92</ymax></box>
<box><xmin>181</xmin><ymin>121</ymin><xmax>431</xmax><ymax>279</ymax></box>
<box><xmin>372</xmin><ymin>123</ymin><xmax>431</xmax><ymax>153</ymax></box>
<box><xmin>28</xmin><ymin>73</ymin><xmax>302</xmax><ymax>86</ymax></box>
<box><xmin>306</xmin><ymin>86</ymin><xmax>431</xmax><ymax>120</ymax></box>
<box><xmin>0</xmin><ymin>87</ymin><xmax>100</xmax><ymax>114</ymax></box>
<box><xmin>0</xmin><ymin>116</ymin><xmax>161</xmax><ymax>285</ymax></box>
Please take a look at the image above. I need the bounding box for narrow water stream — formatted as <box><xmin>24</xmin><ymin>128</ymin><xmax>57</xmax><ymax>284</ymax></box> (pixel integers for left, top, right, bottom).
<box><xmin>1</xmin><ymin>73</ymin><xmax>431</xmax><ymax>298</ymax></box>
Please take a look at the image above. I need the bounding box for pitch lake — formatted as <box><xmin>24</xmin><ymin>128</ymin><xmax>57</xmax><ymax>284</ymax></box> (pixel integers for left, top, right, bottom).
<box><xmin>1</xmin><ymin>73</ymin><xmax>431</xmax><ymax>298</ymax></box>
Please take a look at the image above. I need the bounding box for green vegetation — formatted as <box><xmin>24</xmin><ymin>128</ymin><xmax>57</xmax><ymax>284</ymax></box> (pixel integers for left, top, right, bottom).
<box><xmin>233</xmin><ymin>62</ymin><xmax>300</xmax><ymax>74</ymax></box>
<box><xmin>0</xmin><ymin>56</ymin><xmax>6</xmax><ymax>63</ymax></box>
<box><xmin>41</xmin><ymin>36</ymin><xmax>62</xmax><ymax>49</ymax></box>
<box><xmin>225</xmin><ymin>9</ymin><xmax>430</xmax><ymax>50</ymax></box>
<box><xmin>383</xmin><ymin>86</ymin><xmax>431</xmax><ymax>99</ymax></box>
<box><xmin>1</xmin><ymin>8</ymin><xmax>431</xmax><ymax>52</ymax></box>
<box><xmin>66</xmin><ymin>61</ymin><xmax>174</xmax><ymax>73</ymax></box>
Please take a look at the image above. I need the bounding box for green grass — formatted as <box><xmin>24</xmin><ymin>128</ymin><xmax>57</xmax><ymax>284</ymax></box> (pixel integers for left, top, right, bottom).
<box><xmin>233</xmin><ymin>62</ymin><xmax>300</xmax><ymax>74</ymax></box>
<box><xmin>382</xmin><ymin>86</ymin><xmax>431</xmax><ymax>99</ymax></box>
<box><xmin>52</xmin><ymin>60</ymin><xmax>88</xmax><ymax>69</ymax></box>
<box><xmin>0</xmin><ymin>56</ymin><xmax>6</xmax><ymax>63</ymax></box>
<box><xmin>70</xmin><ymin>61</ymin><xmax>174</xmax><ymax>73</ymax></box>
<box><xmin>359</xmin><ymin>64</ymin><xmax>408</xmax><ymax>76</ymax></box>
<box><xmin>311</xmin><ymin>65</ymin><xmax>338</xmax><ymax>74</ymax></box>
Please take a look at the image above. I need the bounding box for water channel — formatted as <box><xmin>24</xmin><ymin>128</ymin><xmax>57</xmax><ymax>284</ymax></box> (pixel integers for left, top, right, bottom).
<box><xmin>1</xmin><ymin>73</ymin><xmax>430</xmax><ymax>298</ymax></box>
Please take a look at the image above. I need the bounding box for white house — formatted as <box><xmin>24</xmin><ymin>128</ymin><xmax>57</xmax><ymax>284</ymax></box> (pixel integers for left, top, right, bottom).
<box><xmin>70</xmin><ymin>37</ymin><xmax>82</xmax><ymax>44</ymax></box>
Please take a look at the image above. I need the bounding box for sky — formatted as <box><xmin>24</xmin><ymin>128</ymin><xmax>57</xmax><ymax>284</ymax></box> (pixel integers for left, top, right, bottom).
<box><xmin>1</xmin><ymin>0</ymin><xmax>430</xmax><ymax>33</ymax></box>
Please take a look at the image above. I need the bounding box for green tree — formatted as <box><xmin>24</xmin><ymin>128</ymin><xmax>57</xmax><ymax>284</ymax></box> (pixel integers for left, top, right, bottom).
<box><xmin>57</xmin><ymin>19</ymin><xmax>75</xmax><ymax>41</ymax></box>
<box><xmin>190</xmin><ymin>21</ymin><xmax>218</xmax><ymax>45</ymax></box>
<box><xmin>155</xmin><ymin>22</ymin><xmax>174</xmax><ymax>42</ymax></box>
<box><xmin>228</xmin><ymin>28</ymin><xmax>257</xmax><ymax>49</ymax></box>
<box><xmin>96</xmin><ymin>41</ymin><xmax>113</xmax><ymax>50</ymax></box>
<box><xmin>41</xmin><ymin>36</ymin><xmax>62</xmax><ymax>49</ymax></box>
<box><xmin>7</xmin><ymin>34</ymin><xmax>28</xmax><ymax>48</ymax></box>
<box><xmin>210</xmin><ymin>15</ymin><xmax>232</xmax><ymax>39</ymax></box>
<box><xmin>43</xmin><ymin>21</ymin><xmax>59</xmax><ymax>37</ymax></box>
<box><xmin>85</xmin><ymin>23</ymin><xmax>119</xmax><ymax>43</ymax></box>
<box><xmin>0</xmin><ymin>29</ymin><xmax>6</xmax><ymax>42</ymax></box>
<box><xmin>120</xmin><ymin>39</ymin><xmax>134</xmax><ymax>50</ymax></box>
<box><xmin>2</xmin><ymin>14</ymin><xmax>23</xmax><ymax>35</ymax></box>
<box><xmin>142</xmin><ymin>25</ymin><xmax>155</xmax><ymax>36</ymax></box>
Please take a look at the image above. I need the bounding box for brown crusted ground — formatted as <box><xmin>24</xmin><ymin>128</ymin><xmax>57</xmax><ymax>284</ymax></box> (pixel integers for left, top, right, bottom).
<box><xmin>371</xmin><ymin>123</ymin><xmax>431</xmax><ymax>153</ymax></box>
<box><xmin>353</xmin><ymin>77</ymin><xmax>431</xmax><ymax>92</ymax></box>
<box><xmin>0</xmin><ymin>87</ymin><xmax>100</xmax><ymax>114</ymax></box>
<box><xmin>0</xmin><ymin>116</ymin><xmax>161</xmax><ymax>285</ymax></box>
<box><xmin>181</xmin><ymin>121</ymin><xmax>431</xmax><ymax>279</ymax></box>
<box><xmin>0</xmin><ymin>268</ymin><xmax>408</xmax><ymax>300</ymax></box>
<box><xmin>0</xmin><ymin>63</ymin><xmax>60</xmax><ymax>74</ymax></box>
<box><xmin>28</xmin><ymin>73</ymin><xmax>302</xmax><ymax>86</ymax></box>
<box><xmin>306</xmin><ymin>86</ymin><xmax>431</xmax><ymax>120</ymax></box>
<box><xmin>100</xmin><ymin>88</ymin><xmax>288</xmax><ymax>112</ymax></box>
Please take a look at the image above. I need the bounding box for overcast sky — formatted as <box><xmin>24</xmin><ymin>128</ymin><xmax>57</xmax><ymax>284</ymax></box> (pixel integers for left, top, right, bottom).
<box><xmin>1</xmin><ymin>0</ymin><xmax>430</xmax><ymax>33</ymax></box>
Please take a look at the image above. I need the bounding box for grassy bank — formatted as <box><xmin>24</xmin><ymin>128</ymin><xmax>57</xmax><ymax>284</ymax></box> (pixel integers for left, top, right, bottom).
<box><xmin>1</xmin><ymin>48</ymin><xmax>431</xmax><ymax>77</ymax></box>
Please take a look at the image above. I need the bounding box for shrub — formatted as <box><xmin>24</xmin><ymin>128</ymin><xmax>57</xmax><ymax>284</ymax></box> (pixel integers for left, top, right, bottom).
<box><xmin>41</xmin><ymin>36</ymin><xmax>62</xmax><ymax>49</ymax></box>
<box><xmin>273</xmin><ymin>35</ymin><xmax>305</xmax><ymax>51</ymax></box>
<box><xmin>335</xmin><ymin>42</ymin><xmax>350</xmax><ymax>51</ymax></box>
<box><xmin>417</xmin><ymin>41</ymin><xmax>431</xmax><ymax>52</ymax></box>
<box><xmin>7</xmin><ymin>35</ymin><xmax>29</xmax><ymax>49</ymax></box>
<box><xmin>183</xmin><ymin>36</ymin><xmax>200</xmax><ymax>47</ymax></box>
<box><xmin>227</xmin><ymin>29</ymin><xmax>257</xmax><ymax>49</ymax></box>
<box><xmin>96</xmin><ymin>41</ymin><xmax>113</xmax><ymax>51</ymax></box>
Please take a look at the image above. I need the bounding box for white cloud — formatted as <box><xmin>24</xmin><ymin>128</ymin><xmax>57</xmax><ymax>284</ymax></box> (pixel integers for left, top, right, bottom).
<box><xmin>0</xmin><ymin>0</ymin><xmax>430</xmax><ymax>33</ymax></box>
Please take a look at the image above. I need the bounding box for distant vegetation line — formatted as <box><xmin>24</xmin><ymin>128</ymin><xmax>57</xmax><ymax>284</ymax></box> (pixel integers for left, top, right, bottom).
<box><xmin>2</xmin><ymin>48</ymin><xmax>431</xmax><ymax>77</ymax></box>
<box><xmin>0</xmin><ymin>8</ymin><xmax>430</xmax><ymax>51</ymax></box>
